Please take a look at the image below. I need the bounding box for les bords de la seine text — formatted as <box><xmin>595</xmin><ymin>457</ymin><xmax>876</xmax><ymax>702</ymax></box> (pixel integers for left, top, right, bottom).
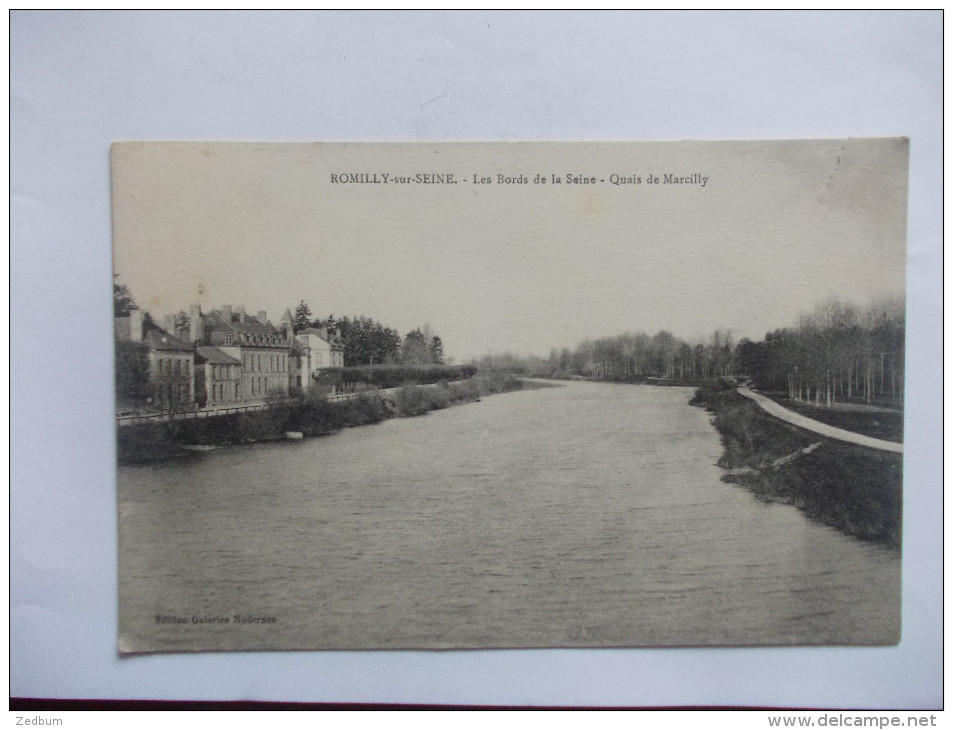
<box><xmin>329</xmin><ymin>171</ymin><xmax>710</xmax><ymax>187</ymax></box>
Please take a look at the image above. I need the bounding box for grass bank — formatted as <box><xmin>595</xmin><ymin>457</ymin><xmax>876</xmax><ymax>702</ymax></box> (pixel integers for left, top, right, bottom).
<box><xmin>756</xmin><ymin>393</ymin><xmax>903</xmax><ymax>443</ymax></box>
<box><xmin>691</xmin><ymin>380</ymin><xmax>902</xmax><ymax>548</ymax></box>
<box><xmin>117</xmin><ymin>372</ymin><xmax>531</xmax><ymax>465</ymax></box>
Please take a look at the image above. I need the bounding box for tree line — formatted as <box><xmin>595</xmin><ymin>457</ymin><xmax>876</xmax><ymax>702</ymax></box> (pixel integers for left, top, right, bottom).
<box><xmin>472</xmin><ymin>296</ymin><xmax>905</xmax><ymax>409</ymax></box>
<box><xmin>293</xmin><ymin>300</ymin><xmax>445</xmax><ymax>367</ymax></box>
<box><xmin>113</xmin><ymin>280</ymin><xmax>452</xmax><ymax>407</ymax></box>
<box><xmin>735</xmin><ymin>297</ymin><xmax>904</xmax><ymax>407</ymax></box>
<box><xmin>473</xmin><ymin>330</ymin><xmax>734</xmax><ymax>383</ymax></box>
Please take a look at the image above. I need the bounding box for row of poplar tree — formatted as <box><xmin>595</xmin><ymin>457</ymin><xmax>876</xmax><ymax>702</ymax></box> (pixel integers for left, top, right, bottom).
<box><xmin>473</xmin><ymin>297</ymin><xmax>905</xmax><ymax>408</ymax></box>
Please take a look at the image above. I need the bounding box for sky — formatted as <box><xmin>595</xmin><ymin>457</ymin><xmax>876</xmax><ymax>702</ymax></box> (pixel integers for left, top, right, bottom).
<box><xmin>112</xmin><ymin>139</ymin><xmax>908</xmax><ymax>362</ymax></box>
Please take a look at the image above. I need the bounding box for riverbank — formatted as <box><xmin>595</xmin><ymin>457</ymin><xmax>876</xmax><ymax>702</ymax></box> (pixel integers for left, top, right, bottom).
<box><xmin>117</xmin><ymin>372</ymin><xmax>535</xmax><ymax>465</ymax></box>
<box><xmin>537</xmin><ymin>373</ymin><xmax>715</xmax><ymax>388</ymax></box>
<box><xmin>690</xmin><ymin>380</ymin><xmax>902</xmax><ymax>548</ymax></box>
<box><xmin>755</xmin><ymin>393</ymin><xmax>904</xmax><ymax>443</ymax></box>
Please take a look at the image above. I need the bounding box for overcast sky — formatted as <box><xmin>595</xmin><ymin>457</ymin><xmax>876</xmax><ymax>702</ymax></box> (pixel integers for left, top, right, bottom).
<box><xmin>112</xmin><ymin>138</ymin><xmax>908</xmax><ymax>361</ymax></box>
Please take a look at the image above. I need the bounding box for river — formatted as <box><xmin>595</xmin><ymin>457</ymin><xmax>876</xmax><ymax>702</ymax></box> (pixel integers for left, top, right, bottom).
<box><xmin>117</xmin><ymin>381</ymin><xmax>900</xmax><ymax>652</ymax></box>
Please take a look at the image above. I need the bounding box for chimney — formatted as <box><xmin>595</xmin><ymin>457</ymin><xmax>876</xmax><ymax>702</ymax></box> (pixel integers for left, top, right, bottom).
<box><xmin>257</xmin><ymin>310</ymin><xmax>267</xmax><ymax>324</ymax></box>
<box><xmin>129</xmin><ymin>309</ymin><xmax>143</xmax><ymax>342</ymax></box>
<box><xmin>163</xmin><ymin>314</ymin><xmax>175</xmax><ymax>334</ymax></box>
<box><xmin>221</xmin><ymin>304</ymin><xmax>232</xmax><ymax>322</ymax></box>
<box><xmin>189</xmin><ymin>304</ymin><xmax>203</xmax><ymax>344</ymax></box>
<box><xmin>236</xmin><ymin>305</ymin><xmax>246</xmax><ymax>323</ymax></box>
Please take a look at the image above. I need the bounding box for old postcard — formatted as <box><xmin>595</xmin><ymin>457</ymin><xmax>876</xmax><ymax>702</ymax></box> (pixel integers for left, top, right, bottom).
<box><xmin>113</xmin><ymin>140</ymin><xmax>907</xmax><ymax>653</ymax></box>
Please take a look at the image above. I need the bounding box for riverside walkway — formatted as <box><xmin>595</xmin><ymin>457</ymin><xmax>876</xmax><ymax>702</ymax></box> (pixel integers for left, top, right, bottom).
<box><xmin>737</xmin><ymin>387</ymin><xmax>903</xmax><ymax>454</ymax></box>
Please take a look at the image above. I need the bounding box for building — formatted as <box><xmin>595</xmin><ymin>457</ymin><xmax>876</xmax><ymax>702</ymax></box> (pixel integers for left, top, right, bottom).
<box><xmin>115</xmin><ymin>309</ymin><xmax>195</xmax><ymax>411</ymax></box>
<box><xmin>194</xmin><ymin>346</ymin><xmax>243</xmax><ymax>407</ymax></box>
<box><xmin>116</xmin><ymin>302</ymin><xmax>348</xmax><ymax>412</ymax></box>
<box><xmin>191</xmin><ymin>305</ymin><xmax>291</xmax><ymax>403</ymax></box>
<box><xmin>287</xmin><ymin>337</ymin><xmax>308</xmax><ymax>393</ymax></box>
<box><xmin>296</xmin><ymin>326</ymin><xmax>345</xmax><ymax>377</ymax></box>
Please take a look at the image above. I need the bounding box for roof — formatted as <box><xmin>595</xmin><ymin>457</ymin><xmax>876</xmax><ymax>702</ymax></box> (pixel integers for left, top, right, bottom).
<box><xmin>143</xmin><ymin>325</ymin><xmax>194</xmax><ymax>353</ymax></box>
<box><xmin>204</xmin><ymin>309</ymin><xmax>276</xmax><ymax>335</ymax></box>
<box><xmin>203</xmin><ymin>309</ymin><xmax>289</xmax><ymax>347</ymax></box>
<box><xmin>299</xmin><ymin>327</ymin><xmax>343</xmax><ymax>349</ymax></box>
<box><xmin>195</xmin><ymin>346</ymin><xmax>242</xmax><ymax>365</ymax></box>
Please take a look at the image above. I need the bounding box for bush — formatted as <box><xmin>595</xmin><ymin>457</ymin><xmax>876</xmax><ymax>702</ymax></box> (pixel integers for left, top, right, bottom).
<box><xmin>343</xmin><ymin>393</ymin><xmax>388</xmax><ymax>425</ymax></box>
<box><xmin>116</xmin><ymin>423</ymin><xmax>182</xmax><ymax>464</ymax></box>
<box><xmin>447</xmin><ymin>379</ymin><xmax>481</xmax><ymax>402</ymax></box>
<box><xmin>425</xmin><ymin>386</ymin><xmax>451</xmax><ymax>410</ymax></box>
<box><xmin>394</xmin><ymin>384</ymin><xmax>433</xmax><ymax>416</ymax></box>
<box><xmin>289</xmin><ymin>393</ymin><xmax>347</xmax><ymax>435</ymax></box>
<box><xmin>477</xmin><ymin>372</ymin><xmax>523</xmax><ymax>394</ymax></box>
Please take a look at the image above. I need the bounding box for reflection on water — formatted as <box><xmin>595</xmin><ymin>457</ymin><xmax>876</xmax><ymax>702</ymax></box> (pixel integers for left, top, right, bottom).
<box><xmin>118</xmin><ymin>381</ymin><xmax>900</xmax><ymax>651</ymax></box>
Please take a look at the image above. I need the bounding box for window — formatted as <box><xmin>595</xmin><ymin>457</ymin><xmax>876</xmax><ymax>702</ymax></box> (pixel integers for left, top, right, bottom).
<box><xmin>224</xmin><ymin>333</ymin><xmax>232</xmax><ymax>345</ymax></box>
<box><xmin>234</xmin><ymin>382</ymin><xmax>240</xmax><ymax>399</ymax></box>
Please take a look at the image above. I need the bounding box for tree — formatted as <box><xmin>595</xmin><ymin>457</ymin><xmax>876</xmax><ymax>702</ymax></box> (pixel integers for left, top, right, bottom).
<box><xmin>113</xmin><ymin>275</ymin><xmax>137</xmax><ymax>317</ymax></box>
<box><xmin>429</xmin><ymin>335</ymin><xmax>444</xmax><ymax>364</ymax></box>
<box><xmin>115</xmin><ymin>340</ymin><xmax>153</xmax><ymax>407</ymax></box>
<box><xmin>327</xmin><ymin>314</ymin><xmax>402</xmax><ymax>366</ymax></box>
<box><xmin>174</xmin><ymin>310</ymin><xmax>190</xmax><ymax>333</ymax></box>
<box><xmin>401</xmin><ymin>328</ymin><xmax>431</xmax><ymax>364</ymax></box>
<box><xmin>293</xmin><ymin>300</ymin><xmax>313</xmax><ymax>333</ymax></box>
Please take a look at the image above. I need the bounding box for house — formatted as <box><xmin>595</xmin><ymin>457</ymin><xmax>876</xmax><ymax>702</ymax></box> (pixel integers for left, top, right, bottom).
<box><xmin>115</xmin><ymin>309</ymin><xmax>195</xmax><ymax>411</ymax></box>
<box><xmin>191</xmin><ymin>305</ymin><xmax>291</xmax><ymax>403</ymax></box>
<box><xmin>296</xmin><ymin>326</ymin><xmax>345</xmax><ymax>377</ymax></box>
<box><xmin>287</xmin><ymin>336</ymin><xmax>308</xmax><ymax>393</ymax></box>
<box><xmin>194</xmin><ymin>346</ymin><xmax>243</xmax><ymax>407</ymax></box>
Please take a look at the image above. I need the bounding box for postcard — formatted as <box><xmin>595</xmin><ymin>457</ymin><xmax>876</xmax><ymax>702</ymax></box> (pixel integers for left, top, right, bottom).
<box><xmin>113</xmin><ymin>140</ymin><xmax>907</xmax><ymax>652</ymax></box>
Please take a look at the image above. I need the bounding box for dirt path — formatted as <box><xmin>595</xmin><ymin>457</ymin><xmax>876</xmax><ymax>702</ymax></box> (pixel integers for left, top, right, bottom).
<box><xmin>737</xmin><ymin>387</ymin><xmax>903</xmax><ymax>454</ymax></box>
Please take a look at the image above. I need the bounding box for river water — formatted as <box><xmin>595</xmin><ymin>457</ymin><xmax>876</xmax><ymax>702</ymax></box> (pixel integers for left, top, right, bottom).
<box><xmin>118</xmin><ymin>381</ymin><xmax>900</xmax><ymax>652</ymax></box>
